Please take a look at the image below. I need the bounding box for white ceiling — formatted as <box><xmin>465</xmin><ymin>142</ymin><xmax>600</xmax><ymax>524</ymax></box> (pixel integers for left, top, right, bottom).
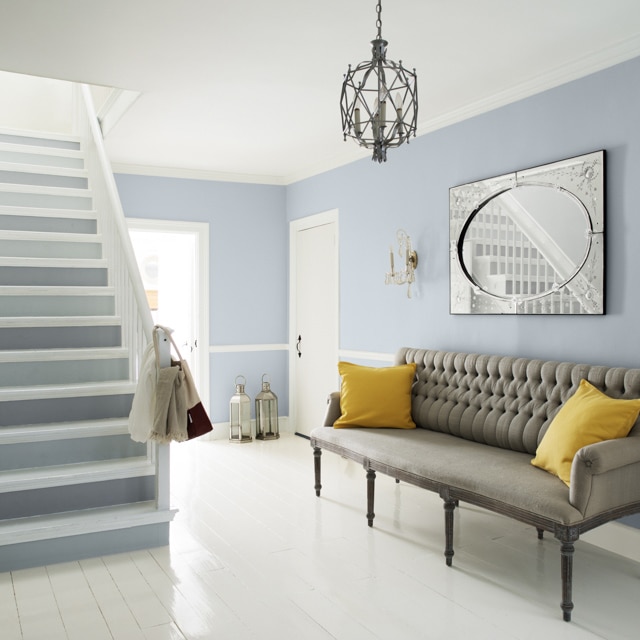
<box><xmin>1</xmin><ymin>1</ymin><xmax>640</xmax><ymax>185</ymax></box>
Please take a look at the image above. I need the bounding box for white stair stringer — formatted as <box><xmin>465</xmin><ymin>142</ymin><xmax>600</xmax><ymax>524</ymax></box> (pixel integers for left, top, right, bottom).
<box><xmin>0</xmin><ymin>126</ymin><xmax>170</xmax><ymax>572</ymax></box>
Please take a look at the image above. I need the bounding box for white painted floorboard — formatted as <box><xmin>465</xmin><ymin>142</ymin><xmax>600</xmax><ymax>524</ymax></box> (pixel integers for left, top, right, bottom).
<box><xmin>1</xmin><ymin>433</ymin><xmax>639</xmax><ymax>639</ymax></box>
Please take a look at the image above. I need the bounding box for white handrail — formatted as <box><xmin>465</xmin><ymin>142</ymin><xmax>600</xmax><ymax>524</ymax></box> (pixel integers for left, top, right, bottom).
<box><xmin>74</xmin><ymin>84</ymin><xmax>169</xmax><ymax>512</ymax></box>
<box><xmin>75</xmin><ymin>85</ymin><xmax>153</xmax><ymax>363</ymax></box>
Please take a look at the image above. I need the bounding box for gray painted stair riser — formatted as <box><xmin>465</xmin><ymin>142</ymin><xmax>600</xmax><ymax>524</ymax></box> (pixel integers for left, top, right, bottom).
<box><xmin>0</xmin><ymin>393</ymin><xmax>133</xmax><ymax>427</ymax></box>
<box><xmin>0</xmin><ymin>266</ymin><xmax>108</xmax><ymax>286</ymax></box>
<box><xmin>0</xmin><ymin>149</ymin><xmax>84</xmax><ymax>169</ymax></box>
<box><xmin>0</xmin><ymin>214</ymin><xmax>96</xmax><ymax>234</ymax></box>
<box><xmin>0</xmin><ymin>476</ymin><xmax>155</xmax><ymax>520</ymax></box>
<box><xmin>0</xmin><ymin>325</ymin><xmax>121</xmax><ymax>350</ymax></box>
<box><xmin>0</xmin><ymin>523</ymin><xmax>169</xmax><ymax>574</ymax></box>
<box><xmin>0</xmin><ymin>134</ymin><xmax>80</xmax><ymax>150</ymax></box>
<box><xmin>0</xmin><ymin>294</ymin><xmax>115</xmax><ymax>317</ymax></box>
<box><xmin>0</xmin><ymin>170</ymin><xmax>88</xmax><ymax>190</ymax></box>
<box><xmin>0</xmin><ymin>435</ymin><xmax>147</xmax><ymax>471</ymax></box>
<box><xmin>0</xmin><ymin>357</ymin><xmax>128</xmax><ymax>386</ymax></box>
<box><xmin>0</xmin><ymin>192</ymin><xmax>92</xmax><ymax>210</ymax></box>
<box><xmin>0</xmin><ymin>238</ymin><xmax>102</xmax><ymax>258</ymax></box>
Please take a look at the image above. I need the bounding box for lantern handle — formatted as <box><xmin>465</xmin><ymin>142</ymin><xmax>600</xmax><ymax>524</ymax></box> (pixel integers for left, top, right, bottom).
<box><xmin>262</xmin><ymin>373</ymin><xmax>271</xmax><ymax>384</ymax></box>
<box><xmin>235</xmin><ymin>374</ymin><xmax>246</xmax><ymax>386</ymax></box>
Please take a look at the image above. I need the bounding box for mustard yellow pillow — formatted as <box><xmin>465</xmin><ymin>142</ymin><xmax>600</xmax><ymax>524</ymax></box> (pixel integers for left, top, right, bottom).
<box><xmin>334</xmin><ymin>361</ymin><xmax>417</xmax><ymax>429</ymax></box>
<box><xmin>531</xmin><ymin>379</ymin><xmax>640</xmax><ymax>485</ymax></box>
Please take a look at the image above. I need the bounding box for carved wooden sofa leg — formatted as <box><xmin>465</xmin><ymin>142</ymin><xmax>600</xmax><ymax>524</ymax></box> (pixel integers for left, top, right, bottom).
<box><xmin>440</xmin><ymin>489</ymin><xmax>457</xmax><ymax>567</ymax></box>
<box><xmin>536</xmin><ymin>528</ymin><xmax>544</xmax><ymax>540</ymax></box>
<box><xmin>366</xmin><ymin>468</ymin><xmax>376</xmax><ymax>527</ymax></box>
<box><xmin>313</xmin><ymin>447</ymin><xmax>322</xmax><ymax>497</ymax></box>
<box><xmin>556</xmin><ymin>527</ymin><xmax>579</xmax><ymax>622</ymax></box>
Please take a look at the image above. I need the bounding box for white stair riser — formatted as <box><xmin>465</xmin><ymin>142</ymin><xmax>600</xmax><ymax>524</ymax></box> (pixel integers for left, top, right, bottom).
<box><xmin>0</xmin><ymin>358</ymin><xmax>128</xmax><ymax>386</ymax></box>
<box><xmin>0</xmin><ymin>238</ymin><xmax>102</xmax><ymax>258</ymax></box>
<box><xmin>0</xmin><ymin>392</ymin><xmax>134</xmax><ymax>427</ymax></box>
<box><xmin>0</xmin><ymin>435</ymin><xmax>146</xmax><ymax>472</ymax></box>
<box><xmin>0</xmin><ymin>294</ymin><xmax>115</xmax><ymax>317</ymax></box>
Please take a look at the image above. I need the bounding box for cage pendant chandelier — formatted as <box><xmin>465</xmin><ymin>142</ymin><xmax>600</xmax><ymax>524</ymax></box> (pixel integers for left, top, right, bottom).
<box><xmin>340</xmin><ymin>0</ymin><xmax>418</xmax><ymax>163</ymax></box>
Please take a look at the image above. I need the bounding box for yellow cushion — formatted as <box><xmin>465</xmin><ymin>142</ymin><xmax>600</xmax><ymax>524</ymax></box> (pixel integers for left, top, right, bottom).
<box><xmin>334</xmin><ymin>361</ymin><xmax>417</xmax><ymax>429</ymax></box>
<box><xmin>531</xmin><ymin>379</ymin><xmax>640</xmax><ymax>485</ymax></box>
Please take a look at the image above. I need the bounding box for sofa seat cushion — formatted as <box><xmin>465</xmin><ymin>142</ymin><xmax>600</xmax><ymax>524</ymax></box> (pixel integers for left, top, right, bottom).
<box><xmin>311</xmin><ymin>426</ymin><xmax>584</xmax><ymax>525</ymax></box>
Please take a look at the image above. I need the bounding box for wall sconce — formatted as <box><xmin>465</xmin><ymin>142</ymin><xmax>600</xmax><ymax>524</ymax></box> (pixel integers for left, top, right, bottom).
<box><xmin>385</xmin><ymin>229</ymin><xmax>418</xmax><ymax>297</ymax></box>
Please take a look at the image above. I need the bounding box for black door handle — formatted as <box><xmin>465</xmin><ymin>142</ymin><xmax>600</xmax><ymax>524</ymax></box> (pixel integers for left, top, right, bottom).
<box><xmin>296</xmin><ymin>335</ymin><xmax>302</xmax><ymax>358</ymax></box>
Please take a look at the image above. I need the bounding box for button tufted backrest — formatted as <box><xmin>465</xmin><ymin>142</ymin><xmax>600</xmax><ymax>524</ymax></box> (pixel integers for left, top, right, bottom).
<box><xmin>396</xmin><ymin>348</ymin><xmax>640</xmax><ymax>455</ymax></box>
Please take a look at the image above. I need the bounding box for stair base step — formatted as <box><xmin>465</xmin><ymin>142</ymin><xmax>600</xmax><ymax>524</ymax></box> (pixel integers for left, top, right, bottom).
<box><xmin>0</xmin><ymin>504</ymin><xmax>175</xmax><ymax>572</ymax></box>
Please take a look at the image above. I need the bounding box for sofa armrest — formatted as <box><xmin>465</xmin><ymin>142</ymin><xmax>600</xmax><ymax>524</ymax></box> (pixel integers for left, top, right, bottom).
<box><xmin>323</xmin><ymin>391</ymin><xmax>341</xmax><ymax>427</ymax></box>
<box><xmin>570</xmin><ymin>436</ymin><xmax>640</xmax><ymax>517</ymax></box>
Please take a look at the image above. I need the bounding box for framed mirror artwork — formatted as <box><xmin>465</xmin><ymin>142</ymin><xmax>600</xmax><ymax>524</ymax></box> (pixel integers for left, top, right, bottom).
<box><xmin>450</xmin><ymin>150</ymin><xmax>604</xmax><ymax>314</ymax></box>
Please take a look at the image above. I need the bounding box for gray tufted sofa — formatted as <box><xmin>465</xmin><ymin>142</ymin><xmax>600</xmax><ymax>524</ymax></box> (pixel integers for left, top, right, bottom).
<box><xmin>310</xmin><ymin>347</ymin><xmax>640</xmax><ymax>621</ymax></box>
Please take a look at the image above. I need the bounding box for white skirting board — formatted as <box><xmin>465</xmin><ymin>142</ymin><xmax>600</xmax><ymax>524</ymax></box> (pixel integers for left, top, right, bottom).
<box><xmin>201</xmin><ymin>417</ymin><xmax>292</xmax><ymax>441</ymax></box>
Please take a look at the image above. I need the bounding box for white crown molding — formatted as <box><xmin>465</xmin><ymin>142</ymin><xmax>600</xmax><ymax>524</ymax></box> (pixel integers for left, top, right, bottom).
<box><xmin>416</xmin><ymin>33</ymin><xmax>640</xmax><ymax>139</ymax></box>
<box><xmin>111</xmin><ymin>161</ymin><xmax>288</xmax><ymax>186</ymax></box>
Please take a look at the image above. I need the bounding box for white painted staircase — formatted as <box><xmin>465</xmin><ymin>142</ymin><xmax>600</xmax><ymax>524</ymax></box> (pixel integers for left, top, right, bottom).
<box><xmin>0</xmin><ymin>119</ymin><xmax>172</xmax><ymax>571</ymax></box>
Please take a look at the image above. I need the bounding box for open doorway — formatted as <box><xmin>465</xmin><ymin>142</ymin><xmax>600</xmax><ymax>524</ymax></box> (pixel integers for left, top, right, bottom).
<box><xmin>127</xmin><ymin>218</ymin><xmax>210</xmax><ymax>410</ymax></box>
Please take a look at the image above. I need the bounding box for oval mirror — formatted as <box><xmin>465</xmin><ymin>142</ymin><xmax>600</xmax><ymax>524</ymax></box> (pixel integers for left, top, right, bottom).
<box><xmin>457</xmin><ymin>184</ymin><xmax>592</xmax><ymax>301</ymax></box>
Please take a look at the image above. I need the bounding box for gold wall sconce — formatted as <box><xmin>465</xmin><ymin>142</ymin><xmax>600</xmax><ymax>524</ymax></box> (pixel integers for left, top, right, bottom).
<box><xmin>385</xmin><ymin>229</ymin><xmax>418</xmax><ymax>298</ymax></box>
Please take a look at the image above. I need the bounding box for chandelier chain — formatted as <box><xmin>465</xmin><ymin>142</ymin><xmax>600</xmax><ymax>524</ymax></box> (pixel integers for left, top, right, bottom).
<box><xmin>376</xmin><ymin>0</ymin><xmax>382</xmax><ymax>38</ymax></box>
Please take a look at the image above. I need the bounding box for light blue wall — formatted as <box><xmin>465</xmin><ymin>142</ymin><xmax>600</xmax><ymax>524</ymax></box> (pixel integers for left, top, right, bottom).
<box><xmin>115</xmin><ymin>174</ymin><xmax>288</xmax><ymax>423</ymax></box>
<box><xmin>287</xmin><ymin>55</ymin><xmax>640</xmax><ymax>368</ymax></box>
<box><xmin>116</xmin><ymin>55</ymin><xmax>640</xmax><ymax>438</ymax></box>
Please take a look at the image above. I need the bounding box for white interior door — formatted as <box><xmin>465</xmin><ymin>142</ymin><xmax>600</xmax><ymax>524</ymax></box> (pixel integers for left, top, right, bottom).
<box><xmin>127</xmin><ymin>219</ymin><xmax>210</xmax><ymax>408</ymax></box>
<box><xmin>290</xmin><ymin>211</ymin><xmax>339</xmax><ymax>437</ymax></box>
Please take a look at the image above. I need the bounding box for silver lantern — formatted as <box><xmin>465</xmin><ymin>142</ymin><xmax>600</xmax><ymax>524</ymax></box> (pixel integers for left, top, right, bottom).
<box><xmin>255</xmin><ymin>373</ymin><xmax>279</xmax><ymax>440</ymax></box>
<box><xmin>229</xmin><ymin>375</ymin><xmax>252</xmax><ymax>443</ymax></box>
